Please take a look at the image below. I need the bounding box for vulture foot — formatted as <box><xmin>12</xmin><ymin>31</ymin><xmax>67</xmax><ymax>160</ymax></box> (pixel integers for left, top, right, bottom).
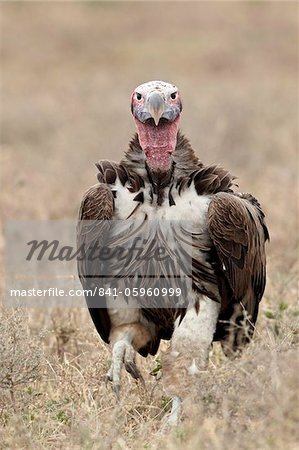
<box><xmin>106</xmin><ymin>340</ymin><xmax>144</xmax><ymax>399</ymax></box>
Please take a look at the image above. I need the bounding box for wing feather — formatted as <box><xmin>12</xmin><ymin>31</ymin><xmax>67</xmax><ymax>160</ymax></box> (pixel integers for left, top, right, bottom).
<box><xmin>77</xmin><ymin>183</ymin><xmax>114</xmax><ymax>344</ymax></box>
<box><xmin>208</xmin><ymin>192</ymin><xmax>269</xmax><ymax>350</ymax></box>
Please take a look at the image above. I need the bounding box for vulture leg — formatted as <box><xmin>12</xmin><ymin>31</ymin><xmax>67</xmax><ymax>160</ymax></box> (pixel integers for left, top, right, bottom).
<box><xmin>162</xmin><ymin>296</ymin><xmax>220</xmax><ymax>426</ymax></box>
<box><xmin>111</xmin><ymin>338</ymin><xmax>133</xmax><ymax>399</ymax></box>
<box><xmin>108</xmin><ymin>321</ymin><xmax>149</xmax><ymax>398</ymax></box>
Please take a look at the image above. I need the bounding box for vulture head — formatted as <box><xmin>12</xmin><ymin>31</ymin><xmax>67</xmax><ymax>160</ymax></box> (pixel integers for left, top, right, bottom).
<box><xmin>131</xmin><ymin>80</ymin><xmax>182</xmax><ymax>172</ymax></box>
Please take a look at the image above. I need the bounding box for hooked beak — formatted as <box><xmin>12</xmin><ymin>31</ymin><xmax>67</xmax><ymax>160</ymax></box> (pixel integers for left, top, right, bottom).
<box><xmin>147</xmin><ymin>92</ymin><xmax>165</xmax><ymax>126</ymax></box>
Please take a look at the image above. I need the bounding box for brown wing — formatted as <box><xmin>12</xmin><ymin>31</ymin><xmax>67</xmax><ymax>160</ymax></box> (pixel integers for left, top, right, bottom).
<box><xmin>207</xmin><ymin>192</ymin><xmax>269</xmax><ymax>352</ymax></box>
<box><xmin>77</xmin><ymin>183</ymin><xmax>114</xmax><ymax>344</ymax></box>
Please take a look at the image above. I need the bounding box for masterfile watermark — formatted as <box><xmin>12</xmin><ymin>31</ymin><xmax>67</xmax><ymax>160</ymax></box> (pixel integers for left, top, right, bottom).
<box><xmin>26</xmin><ymin>236</ymin><xmax>169</xmax><ymax>264</ymax></box>
<box><xmin>4</xmin><ymin>219</ymin><xmax>193</xmax><ymax>308</ymax></box>
<box><xmin>9</xmin><ymin>287</ymin><xmax>97</xmax><ymax>297</ymax></box>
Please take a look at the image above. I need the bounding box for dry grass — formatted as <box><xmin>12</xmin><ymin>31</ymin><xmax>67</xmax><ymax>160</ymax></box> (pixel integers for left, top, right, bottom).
<box><xmin>0</xmin><ymin>2</ymin><xmax>298</xmax><ymax>449</ymax></box>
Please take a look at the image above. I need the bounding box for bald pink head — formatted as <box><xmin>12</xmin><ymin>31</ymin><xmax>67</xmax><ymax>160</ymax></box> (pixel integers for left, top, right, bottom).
<box><xmin>131</xmin><ymin>80</ymin><xmax>182</xmax><ymax>172</ymax></box>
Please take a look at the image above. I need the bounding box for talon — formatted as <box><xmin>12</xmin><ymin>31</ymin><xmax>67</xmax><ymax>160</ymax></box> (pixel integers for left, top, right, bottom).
<box><xmin>103</xmin><ymin>363</ymin><xmax>113</xmax><ymax>386</ymax></box>
<box><xmin>125</xmin><ymin>361</ymin><xmax>145</xmax><ymax>387</ymax></box>
<box><xmin>125</xmin><ymin>361</ymin><xmax>144</xmax><ymax>383</ymax></box>
<box><xmin>103</xmin><ymin>373</ymin><xmax>113</xmax><ymax>387</ymax></box>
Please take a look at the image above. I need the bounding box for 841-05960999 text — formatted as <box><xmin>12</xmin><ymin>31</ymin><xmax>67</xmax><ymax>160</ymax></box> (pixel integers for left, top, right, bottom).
<box><xmin>96</xmin><ymin>287</ymin><xmax>182</xmax><ymax>297</ymax></box>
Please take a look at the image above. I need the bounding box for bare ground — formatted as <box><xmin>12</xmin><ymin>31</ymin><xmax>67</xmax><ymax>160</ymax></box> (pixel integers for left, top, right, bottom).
<box><xmin>0</xmin><ymin>3</ymin><xmax>298</xmax><ymax>449</ymax></box>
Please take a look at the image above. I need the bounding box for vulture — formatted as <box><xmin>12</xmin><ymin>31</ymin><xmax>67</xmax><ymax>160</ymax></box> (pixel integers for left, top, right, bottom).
<box><xmin>77</xmin><ymin>80</ymin><xmax>269</xmax><ymax>425</ymax></box>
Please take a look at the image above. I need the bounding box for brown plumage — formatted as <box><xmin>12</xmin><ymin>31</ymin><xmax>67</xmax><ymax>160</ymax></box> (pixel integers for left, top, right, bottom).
<box><xmin>208</xmin><ymin>192</ymin><xmax>269</xmax><ymax>353</ymax></box>
<box><xmin>77</xmin><ymin>80</ymin><xmax>269</xmax><ymax>424</ymax></box>
<box><xmin>78</xmin><ymin>132</ymin><xmax>268</xmax><ymax>355</ymax></box>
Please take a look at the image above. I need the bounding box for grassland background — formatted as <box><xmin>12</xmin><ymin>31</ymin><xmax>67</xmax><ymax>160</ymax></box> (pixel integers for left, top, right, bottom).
<box><xmin>0</xmin><ymin>2</ymin><xmax>298</xmax><ymax>449</ymax></box>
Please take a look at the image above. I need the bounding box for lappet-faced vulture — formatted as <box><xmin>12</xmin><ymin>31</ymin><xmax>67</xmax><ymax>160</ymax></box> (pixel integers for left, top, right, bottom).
<box><xmin>77</xmin><ymin>80</ymin><xmax>269</xmax><ymax>425</ymax></box>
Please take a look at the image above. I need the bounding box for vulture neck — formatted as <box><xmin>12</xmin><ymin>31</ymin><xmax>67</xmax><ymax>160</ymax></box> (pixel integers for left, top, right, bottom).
<box><xmin>121</xmin><ymin>131</ymin><xmax>203</xmax><ymax>205</ymax></box>
<box><xmin>122</xmin><ymin>131</ymin><xmax>201</xmax><ymax>185</ymax></box>
<box><xmin>119</xmin><ymin>132</ymin><xmax>235</xmax><ymax>206</ymax></box>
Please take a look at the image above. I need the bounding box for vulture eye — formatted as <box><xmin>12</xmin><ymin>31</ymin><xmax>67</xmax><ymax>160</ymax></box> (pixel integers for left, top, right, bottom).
<box><xmin>136</xmin><ymin>93</ymin><xmax>142</xmax><ymax>100</ymax></box>
<box><xmin>170</xmin><ymin>92</ymin><xmax>177</xmax><ymax>100</ymax></box>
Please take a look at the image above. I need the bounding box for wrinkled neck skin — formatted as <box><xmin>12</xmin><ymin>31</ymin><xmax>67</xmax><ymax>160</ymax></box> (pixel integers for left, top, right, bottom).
<box><xmin>134</xmin><ymin>117</ymin><xmax>180</xmax><ymax>174</ymax></box>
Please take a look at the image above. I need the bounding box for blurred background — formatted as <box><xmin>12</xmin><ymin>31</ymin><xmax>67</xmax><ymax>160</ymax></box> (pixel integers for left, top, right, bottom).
<box><xmin>0</xmin><ymin>2</ymin><xmax>297</xmax><ymax>448</ymax></box>
<box><xmin>1</xmin><ymin>2</ymin><xmax>297</xmax><ymax>273</ymax></box>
